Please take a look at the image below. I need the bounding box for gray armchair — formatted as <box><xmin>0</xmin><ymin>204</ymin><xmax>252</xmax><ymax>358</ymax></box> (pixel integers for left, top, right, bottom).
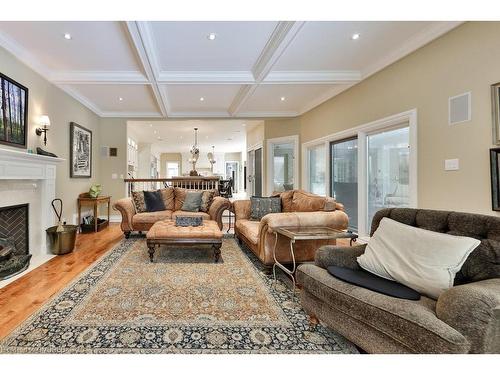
<box><xmin>296</xmin><ymin>208</ymin><xmax>500</xmax><ymax>354</ymax></box>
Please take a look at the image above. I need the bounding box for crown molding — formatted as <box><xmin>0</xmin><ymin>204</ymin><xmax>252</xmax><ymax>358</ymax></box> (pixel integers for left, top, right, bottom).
<box><xmin>252</xmin><ymin>21</ymin><xmax>305</xmax><ymax>82</ymax></box>
<box><xmin>58</xmin><ymin>85</ymin><xmax>104</xmax><ymax>116</ymax></box>
<box><xmin>228</xmin><ymin>85</ymin><xmax>257</xmax><ymax>116</ymax></box>
<box><xmin>298</xmin><ymin>84</ymin><xmax>356</xmax><ymax>115</ymax></box>
<box><xmin>361</xmin><ymin>21</ymin><xmax>464</xmax><ymax>79</ymax></box>
<box><xmin>236</xmin><ymin>111</ymin><xmax>299</xmax><ymax>118</ymax></box>
<box><xmin>168</xmin><ymin>111</ymin><xmax>231</xmax><ymax>118</ymax></box>
<box><xmin>125</xmin><ymin>21</ymin><xmax>168</xmax><ymax>117</ymax></box>
<box><xmin>100</xmin><ymin>111</ymin><xmax>163</xmax><ymax>118</ymax></box>
<box><xmin>157</xmin><ymin>71</ymin><xmax>255</xmax><ymax>84</ymax></box>
<box><xmin>50</xmin><ymin>70</ymin><xmax>148</xmax><ymax>84</ymax></box>
<box><xmin>263</xmin><ymin>70</ymin><xmax>362</xmax><ymax>84</ymax></box>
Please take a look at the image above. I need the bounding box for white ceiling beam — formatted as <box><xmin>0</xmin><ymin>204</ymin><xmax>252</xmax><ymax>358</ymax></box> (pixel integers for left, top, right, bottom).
<box><xmin>100</xmin><ymin>111</ymin><xmax>163</xmax><ymax>118</ymax></box>
<box><xmin>57</xmin><ymin>85</ymin><xmax>104</xmax><ymax>116</ymax></box>
<box><xmin>228</xmin><ymin>21</ymin><xmax>305</xmax><ymax>117</ymax></box>
<box><xmin>125</xmin><ymin>21</ymin><xmax>168</xmax><ymax>117</ymax></box>
<box><xmin>158</xmin><ymin>71</ymin><xmax>255</xmax><ymax>84</ymax></box>
<box><xmin>51</xmin><ymin>71</ymin><xmax>148</xmax><ymax>84</ymax></box>
<box><xmin>263</xmin><ymin>70</ymin><xmax>362</xmax><ymax>84</ymax></box>
<box><xmin>167</xmin><ymin>111</ymin><xmax>231</xmax><ymax>118</ymax></box>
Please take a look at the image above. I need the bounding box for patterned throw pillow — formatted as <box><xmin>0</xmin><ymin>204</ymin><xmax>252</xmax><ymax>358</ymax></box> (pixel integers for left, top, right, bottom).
<box><xmin>250</xmin><ymin>196</ymin><xmax>281</xmax><ymax>221</ymax></box>
<box><xmin>200</xmin><ymin>190</ymin><xmax>216</xmax><ymax>213</ymax></box>
<box><xmin>160</xmin><ymin>187</ymin><xmax>175</xmax><ymax>210</ymax></box>
<box><xmin>131</xmin><ymin>191</ymin><xmax>146</xmax><ymax>213</ymax></box>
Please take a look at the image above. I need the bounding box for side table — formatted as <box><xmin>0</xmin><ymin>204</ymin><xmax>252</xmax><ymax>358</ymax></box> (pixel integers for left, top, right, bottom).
<box><xmin>77</xmin><ymin>193</ymin><xmax>111</xmax><ymax>233</ymax></box>
<box><xmin>272</xmin><ymin>226</ymin><xmax>358</xmax><ymax>293</ymax></box>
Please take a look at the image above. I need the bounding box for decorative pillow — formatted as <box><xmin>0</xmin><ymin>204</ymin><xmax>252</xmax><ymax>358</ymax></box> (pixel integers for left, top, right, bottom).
<box><xmin>181</xmin><ymin>191</ymin><xmax>203</xmax><ymax>212</ymax></box>
<box><xmin>250</xmin><ymin>196</ymin><xmax>281</xmax><ymax>221</ymax></box>
<box><xmin>272</xmin><ymin>190</ymin><xmax>294</xmax><ymax>212</ymax></box>
<box><xmin>143</xmin><ymin>190</ymin><xmax>166</xmax><ymax>212</ymax></box>
<box><xmin>174</xmin><ymin>187</ymin><xmax>188</xmax><ymax>211</ymax></box>
<box><xmin>291</xmin><ymin>190</ymin><xmax>326</xmax><ymax>212</ymax></box>
<box><xmin>159</xmin><ymin>187</ymin><xmax>175</xmax><ymax>210</ymax></box>
<box><xmin>131</xmin><ymin>191</ymin><xmax>146</xmax><ymax>213</ymax></box>
<box><xmin>357</xmin><ymin>218</ymin><xmax>481</xmax><ymax>299</ymax></box>
<box><xmin>200</xmin><ymin>190</ymin><xmax>216</xmax><ymax>213</ymax></box>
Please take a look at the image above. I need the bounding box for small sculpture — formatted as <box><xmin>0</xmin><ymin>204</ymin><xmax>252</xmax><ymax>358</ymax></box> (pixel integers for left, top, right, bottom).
<box><xmin>89</xmin><ymin>184</ymin><xmax>102</xmax><ymax>198</ymax></box>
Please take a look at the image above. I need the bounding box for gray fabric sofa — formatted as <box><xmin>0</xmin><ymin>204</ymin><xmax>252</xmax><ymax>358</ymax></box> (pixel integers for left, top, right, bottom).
<box><xmin>296</xmin><ymin>208</ymin><xmax>500</xmax><ymax>353</ymax></box>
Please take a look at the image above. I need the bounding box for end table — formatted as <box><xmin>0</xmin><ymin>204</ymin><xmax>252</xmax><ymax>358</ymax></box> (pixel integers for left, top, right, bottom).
<box><xmin>77</xmin><ymin>193</ymin><xmax>111</xmax><ymax>233</ymax></box>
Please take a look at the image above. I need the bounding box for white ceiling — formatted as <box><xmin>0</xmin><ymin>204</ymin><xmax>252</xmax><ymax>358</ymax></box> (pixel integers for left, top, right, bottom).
<box><xmin>0</xmin><ymin>21</ymin><xmax>461</xmax><ymax>118</ymax></box>
<box><xmin>128</xmin><ymin>120</ymin><xmax>262</xmax><ymax>153</ymax></box>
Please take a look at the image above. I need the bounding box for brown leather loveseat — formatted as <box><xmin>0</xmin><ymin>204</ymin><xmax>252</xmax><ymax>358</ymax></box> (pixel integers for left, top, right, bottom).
<box><xmin>233</xmin><ymin>190</ymin><xmax>348</xmax><ymax>266</ymax></box>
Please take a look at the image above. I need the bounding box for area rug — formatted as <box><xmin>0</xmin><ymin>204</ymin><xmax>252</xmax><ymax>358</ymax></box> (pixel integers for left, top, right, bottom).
<box><xmin>0</xmin><ymin>237</ymin><xmax>358</xmax><ymax>353</ymax></box>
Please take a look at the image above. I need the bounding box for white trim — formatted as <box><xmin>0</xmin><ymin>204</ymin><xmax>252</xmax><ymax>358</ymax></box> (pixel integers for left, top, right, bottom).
<box><xmin>167</xmin><ymin>111</ymin><xmax>231</xmax><ymax>118</ymax></box>
<box><xmin>100</xmin><ymin>111</ymin><xmax>163</xmax><ymax>118</ymax></box>
<box><xmin>298</xmin><ymin>83</ymin><xmax>357</xmax><ymax>115</ymax></box>
<box><xmin>58</xmin><ymin>85</ymin><xmax>104</xmax><ymax>116</ymax></box>
<box><xmin>448</xmin><ymin>91</ymin><xmax>472</xmax><ymax>125</ymax></box>
<box><xmin>247</xmin><ymin>141</ymin><xmax>263</xmax><ymax>153</ymax></box>
<box><xmin>266</xmin><ymin>135</ymin><xmax>299</xmax><ymax>196</ymax></box>
<box><xmin>235</xmin><ymin>111</ymin><xmax>300</xmax><ymax>118</ymax></box>
<box><xmin>301</xmin><ymin>109</ymin><xmax>418</xmax><ymax>237</ymax></box>
<box><xmin>301</xmin><ymin>141</ymin><xmax>328</xmax><ymax>197</ymax></box>
<box><xmin>361</xmin><ymin>22</ymin><xmax>463</xmax><ymax>80</ymax></box>
<box><xmin>263</xmin><ymin>70</ymin><xmax>361</xmax><ymax>84</ymax></box>
<box><xmin>158</xmin><ymin>71</ymin><xmax>254</xmax><ymax>84</ymax></box>
<box><xmin>51</xmin><ymin>71</ymin><xmax>148</xmax><ymax>84</ymax></box>
<box><xmin>246</xmin><ymin>143</ymin><xmax>264</xmax><ymax>197</ymax></box>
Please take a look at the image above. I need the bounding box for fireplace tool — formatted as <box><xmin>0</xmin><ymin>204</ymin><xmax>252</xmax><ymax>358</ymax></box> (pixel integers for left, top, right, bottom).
<box><xmin>46</xmin><ymin>199</ymin><xmax>78</xmax><ymax>255</ymax></box>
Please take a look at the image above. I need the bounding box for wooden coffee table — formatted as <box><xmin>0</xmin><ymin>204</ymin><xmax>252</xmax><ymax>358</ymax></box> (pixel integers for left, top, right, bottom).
<box><xmin>146</xmin><ymin>219</ymin><xmax>223</xmax><ymax>263</ymax></box>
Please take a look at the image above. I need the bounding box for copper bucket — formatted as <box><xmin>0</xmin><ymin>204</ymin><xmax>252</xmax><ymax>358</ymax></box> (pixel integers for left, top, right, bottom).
<box><xmin>46</xmin><ymin>199</ymin><xmax>78</xmax><ymax>255</ymax></box>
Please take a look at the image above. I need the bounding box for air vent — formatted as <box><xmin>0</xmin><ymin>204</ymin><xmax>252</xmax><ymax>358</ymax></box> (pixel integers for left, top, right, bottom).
<box><xmin>449</xmin><ymin>92</ymin><xmax>471</xmax><ymax>125</ymax></box>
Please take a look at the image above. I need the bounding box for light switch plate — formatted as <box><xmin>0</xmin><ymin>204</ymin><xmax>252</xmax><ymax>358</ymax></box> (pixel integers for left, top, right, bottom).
<box><xmin>445</xmin><ymin>159</ymin><xmax>459</xmax><ymax>171</ymax></box>
<box><xmin>111</xmin><ymin>173</ymin><xmax>118</xmax><ymax>179</ymax></box>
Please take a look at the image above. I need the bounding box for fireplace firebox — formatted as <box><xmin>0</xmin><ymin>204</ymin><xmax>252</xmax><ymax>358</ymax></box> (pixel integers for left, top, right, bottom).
<box><xmin>0</xmin><ymin>203</ymin><xmax>31</xmax><ymax>280</ymax></box>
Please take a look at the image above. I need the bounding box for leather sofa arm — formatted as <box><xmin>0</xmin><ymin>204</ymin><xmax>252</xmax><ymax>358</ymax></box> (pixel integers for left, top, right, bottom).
<box><xmin>314</xmin><ymin>244</ymin><xmax>367</xmax><ymax>270</ymax></box>
<box><xmin>208</xmin><ymin>196</ymin><xmax>231</xmax><ymax>230</ymax></box>
<box><xmin>113</xmin><ymin>198</ymin><xmax>135</xmax><ymax>232</ymax></box>
<box><xmin>233</xmin><ymin>199</ymin><xmax>251</xmax><ymax>221</ymax></box>
<box><xmin>436</xmin><ymin>278</ymin><xmax>500</xmax><ymax>353</ymax></box>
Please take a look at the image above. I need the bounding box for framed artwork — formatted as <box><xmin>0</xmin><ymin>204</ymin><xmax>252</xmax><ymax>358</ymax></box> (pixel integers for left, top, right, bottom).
<box><xmin>490</xmin><ymin>148</ymin><xmax>500</xmax><ymax>211</ymax></box>
<box><xmin>492</xmin><ymin>82</ymin><xmax>500</xmax><ymax>145</ymax></box>
<box><xmin>0</xmin><ymin>73</ymin><xmax>28</xmax><ymax>148</ymax></box>
<box><xmin>70</xmin><ymin>122</ymin><xmax>92</xmax><ymax>178</ymax></box>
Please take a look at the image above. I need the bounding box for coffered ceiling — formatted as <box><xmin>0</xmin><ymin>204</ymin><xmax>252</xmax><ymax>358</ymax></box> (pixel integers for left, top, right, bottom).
<box><xmin>0</xmin><ymin>21</ymin><xmax>461</xmax><ymax>118</ymax></box>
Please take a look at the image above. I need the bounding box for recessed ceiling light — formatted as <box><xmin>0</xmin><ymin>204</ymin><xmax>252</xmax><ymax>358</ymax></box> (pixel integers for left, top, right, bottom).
<box><xmin>149</xmin><ymin>124</ymin><xmax>153</xmax><ymax>127</ymax></box>
<box><xmin>351</xmin><ymin>33</ymin><xmax>360</xmax><ymax>40</ymax></box>
<box><xmin>154</xmin><ymin>130</ymin><xmax>157</xmax><ymax>134</ymax></box>
<box><xmin>280</xmin><ymin>97</ymin><xmax>286</xmax><ymax>101</ymax></box>
<box><xmin>242</xmin><ymin>123</ymin><xmax>246</xmax><ymax>127</ymax></box>
<box><xmin>119</xmin><ymin>97</ymin><xmax>123</xmax><ymax>101</ymax></box>
<box><xmin>207</xmin><ymin>33</ymin><xmax>217</xmax><ymax>41</ymax></box>
<box><xmin>200</xmin><ymin>97</ymin><xmax>205</xmax><ymax>101</ymax></box>
<box><xmin>64</xmin><ymin>33</ymin><xmax>72</xmax><ymax>40</ymax></box>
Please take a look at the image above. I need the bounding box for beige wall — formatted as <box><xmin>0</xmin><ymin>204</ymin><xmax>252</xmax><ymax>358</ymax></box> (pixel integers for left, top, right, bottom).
<box><xmin>0</xmin><ymin>45</ymin><xmax>101</xmax><ymax>223</ymax></box>
<box><xmin>264</xmin><ymin>118</ymin><xmax>301</xmax><ymax>140</ymax></box>
<box><xmin>98</xmin><ymin>118</ymin><xmax>128</xmax><ymax>214</ymax></box>
<box><xmin>299</xmin><ymin>22</ymin><xmax>499</xmax><ymax>216</ymax></box>
<box><xmin>160</xmin><ymin>153</ymin><xmax>183</xmax><ymax>177</ymax></box>
<box><xmin>246</xmin><ymin>122</ymin><xmax>265</xmax><ymax>148</ymax></box>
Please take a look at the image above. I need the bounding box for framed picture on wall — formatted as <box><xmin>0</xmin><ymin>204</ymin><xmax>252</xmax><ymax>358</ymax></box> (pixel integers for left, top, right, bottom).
<box><xmin>0</xmin><ymin>73</ymin><xmax>28</xmax><ymax>148</ymax></box>
<box><xmin>490</xmin><ymin>148</ymin><xmax>500</xmax><ymax>211</ymax></box>
<box><xmin>70</xmin><ymin>122</ymin><xmax>92</xmax><ymax>178</ymax></box>
<box><xmin>492</xmin><ymin>82</ymin><xmax>500</xmax><ymax>145</ymax></box>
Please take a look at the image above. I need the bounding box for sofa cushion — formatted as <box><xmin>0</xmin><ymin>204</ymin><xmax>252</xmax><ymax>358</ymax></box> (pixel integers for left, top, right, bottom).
<box><xmin>143</xmin><ymin>190</ymin><xmax>166</xmax><ymax>212</ymax></box>
<box><xmin>235</xmin><ymin>219</ymin><xmax>260</xmax><ymax>245</ymax></box>
<box><xmin>250</xmin><ymin>196</ymin><xmax>281</xmax><ymax>220</ymax></box>
<box><xmin>181</xmin><ymin>191</ymin><xmax>203</xmax><ymax>212</ymax></box>
<box><xmin>279</xmin><ymin>190</ymin><xmax>294</xmax><ymax>212</ymax></box>
<box><xmin>297</xmin><ymin>264</ymin><xmax>470</xmax><ymax>353</ymax></box>
<box><xmin>174</xmin><ymin>187</ymin><xmax>188</xmax><ymax>211</ymax></box>
<box><xmin>291</xmin><ymin>190</ymin><xmax>327</xmax><ymax>212</ymax></box>
<box><xmin>358</xmin><ymin>218</ymin><xmax>480</xmax><ymax>299</ymax></box>
<box><xmin>200</xmin><ymin>190</ymin><xmax>216</xmax><ymax>213</ymax></box>
<box><xmin>132</xmin><ymin>210</ymin><xmax>173</xmax><ymax>225</ymax></box>
<box><xmin>131</xmin><ymin>191</ymin><xmax>146</xmax><ymax>213</ymax></box>
<box><xmin>160</xmin><ymin>187</ymin><xmax>175</xmax><ymax>210</ymax></box>
<box><xmin>172</xmin><ymin>210</ymin><xmax>210</xmax><ymax>221</ymax></box>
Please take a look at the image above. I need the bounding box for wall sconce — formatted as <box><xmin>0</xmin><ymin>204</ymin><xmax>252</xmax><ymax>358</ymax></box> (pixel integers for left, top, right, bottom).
<box><xmin>35</xmin><ymin>115</ymin><xmax>50</xmax><ymax>146</ymax></box>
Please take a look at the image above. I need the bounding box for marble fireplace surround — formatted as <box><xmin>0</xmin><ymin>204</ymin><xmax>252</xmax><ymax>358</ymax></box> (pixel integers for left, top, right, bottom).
<box><xmin>0</xmin><ymin>147</ymin><xmax>64</xmax><ymax>288</ymax></box>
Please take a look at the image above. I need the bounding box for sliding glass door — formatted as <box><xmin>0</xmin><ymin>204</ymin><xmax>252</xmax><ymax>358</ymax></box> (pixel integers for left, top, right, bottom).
<box><xmin>330</xmin><ymin>137</ymin><xmax>358</xmax><ymax>231</ymax></box>
<box><xmin>308</xmin><ymin>144</ymin><xmax>326</xmax><ymax>196</ymax></box>
<box><xmin>366</xmin><ymin>126</ymin><xmax>410</xmax><ymax>228</ymax></box>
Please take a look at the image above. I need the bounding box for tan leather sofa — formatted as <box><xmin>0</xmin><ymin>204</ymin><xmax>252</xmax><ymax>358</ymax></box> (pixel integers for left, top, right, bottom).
<box><xmin>233</xmin><ymin>190</ymin><xmax>348</xmax><ymax>266</ymax></box>
<box><xmin>113</xmin><ymin>187</ymin><xmax>231</xmax><ymax>238</ymax></box>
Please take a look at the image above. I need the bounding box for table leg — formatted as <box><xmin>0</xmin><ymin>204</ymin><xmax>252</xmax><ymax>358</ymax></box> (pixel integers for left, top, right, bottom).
<box><xmin>226</xmin><ymin>211</ymin><xmax>231</xmax><ymax>234</ymax></box>
<box><xmin>94</xmin><ymin>203</ymin><xmax>98</xmax><ymax>232</ymax></box>
<box><xmin>107</xmin><ymin>200</ymin><xmax>110</xmax><ymax>224</ymax></box>
<box><xmin>272</xmin><ymin>232</ymin><xmax>297</xmax><ymax>295</ymax></box>
<box><xmin>77</xmin><ymin>201</ymin><xmax>81</xmax><ymax>233</ymax></box>
<box><xmin>213</xmin><ymin>244</ymin><xmax>222</xmax><ymax>263</ymax></box>
<box><xmin>148</xmin><ymin>244</ymin><xmax>156</xmax><ymax>262</ymax></box>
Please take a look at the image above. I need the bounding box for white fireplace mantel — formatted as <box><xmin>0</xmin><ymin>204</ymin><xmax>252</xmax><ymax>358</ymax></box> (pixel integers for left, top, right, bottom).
<box><xmin>0</xmin><ymin>147</ymin><xmax>64</xmax><ymax>287</ymax></box>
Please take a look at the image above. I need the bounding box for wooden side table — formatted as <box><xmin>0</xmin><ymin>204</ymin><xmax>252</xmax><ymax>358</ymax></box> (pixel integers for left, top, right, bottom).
<box><xmin>77</xmin><ymin>193</ymin><xmax>111</xmax><ymax>233</ymax></box>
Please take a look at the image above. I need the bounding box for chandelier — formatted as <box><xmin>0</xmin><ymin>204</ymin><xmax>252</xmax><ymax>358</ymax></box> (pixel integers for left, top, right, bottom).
<box><xmin>188</xmin><ymin>128</ymin><xmax>200</xmax><ymax>176</ymax></box>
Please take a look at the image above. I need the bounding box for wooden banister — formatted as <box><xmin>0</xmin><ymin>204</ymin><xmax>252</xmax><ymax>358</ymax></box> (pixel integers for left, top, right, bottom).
<box><xmin>124</xmin><ymin>177</ymin><xmax>220</xmax><ymax>196</ymax></box>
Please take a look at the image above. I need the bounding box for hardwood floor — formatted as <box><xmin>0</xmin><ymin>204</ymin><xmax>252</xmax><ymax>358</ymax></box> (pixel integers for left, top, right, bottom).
<box><xmin>0</xmin><ymin>224</ymin><xmax>123</xmax><ymax>340</ymax></box>
<box><xmin>0</xmin><ymin>222</ymin><xmax>350</xmax><ymax>341</ymax></box>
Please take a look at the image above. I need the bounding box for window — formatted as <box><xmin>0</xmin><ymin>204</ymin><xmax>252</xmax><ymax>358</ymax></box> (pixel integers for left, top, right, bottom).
<box><xmin>166</xmin><ymin>162</ymin><xmax>179</xmax><ymax>178</ymax></box>
<box><xmin>267</xmin><ymin>136</ymin><xmax>298</xmax><ymax>194</ymax></box>
<box><xmin>308</xmin><ymin>144</ymin><xmax>326</xmax><ymax>196</ymax></box>
<box><xmin>331</xmin><ymin>137</ymin><xmax>358</xmax><ymax>231</ymax></box>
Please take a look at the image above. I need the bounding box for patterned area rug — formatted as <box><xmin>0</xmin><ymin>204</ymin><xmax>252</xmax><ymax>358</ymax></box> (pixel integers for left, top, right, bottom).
<box><xmin>0</xmin><ymin>237</ymin><xmax>358</xmax><ymax>353</ymax></box>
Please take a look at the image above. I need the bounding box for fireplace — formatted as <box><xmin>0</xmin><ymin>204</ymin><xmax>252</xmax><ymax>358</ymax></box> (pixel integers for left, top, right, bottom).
<box><xmin>0</xmin><ymin>203</ymin><xmax>31</xmax><ymax>280</ymax></box>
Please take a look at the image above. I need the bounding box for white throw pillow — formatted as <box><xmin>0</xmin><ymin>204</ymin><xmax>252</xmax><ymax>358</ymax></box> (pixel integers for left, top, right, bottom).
<box><xmin>357</xmin><ymin>217</ymin><xmax>480</xmax><ymax>299</ymax></box>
